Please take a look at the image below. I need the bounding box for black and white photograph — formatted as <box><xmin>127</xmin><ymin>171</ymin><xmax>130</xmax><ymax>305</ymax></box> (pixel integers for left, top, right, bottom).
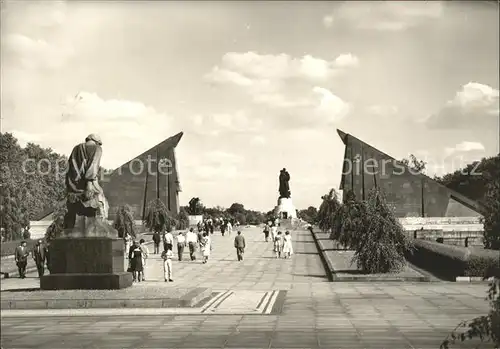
<box><xmin>0</xmin><ymin>1</ymin><xmax>499</xmax><ymax>348</ymax></box>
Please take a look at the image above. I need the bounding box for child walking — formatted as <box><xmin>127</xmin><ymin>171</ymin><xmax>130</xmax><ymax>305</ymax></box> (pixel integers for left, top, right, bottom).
<box><xmin>161</xmin><ymin>249</ymin><xmax>174</xmax><ymax>282</ymax></box>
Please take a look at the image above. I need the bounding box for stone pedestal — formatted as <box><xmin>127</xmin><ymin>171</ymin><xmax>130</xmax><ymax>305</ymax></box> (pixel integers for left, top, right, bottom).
<box><xmin>40</xmin><ymin>217</ymin><xmax>133</xmax><ymax>290</ymax></box>
<box><xmin>188</xmin><ymin>215</ymin><xmax>203</xmax><ymax>227</ymax></box>
<box><xmin>275</xmin><ymin>197</ymin><xmax>297</xmax><ymax>219</ymax></box>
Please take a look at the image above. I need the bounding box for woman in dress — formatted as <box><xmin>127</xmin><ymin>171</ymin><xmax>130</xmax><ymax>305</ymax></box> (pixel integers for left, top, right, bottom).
<box><xmin>128</xmin><ymin>241</ymin><xmax>143</xmax><ymax>282</ymax></box>
<box><xmin>282</xmin><ymin>231</ymin><xmax>293</xmax><ymax>259</ymax></box>
<box><xmin>200</xmin><ymin>232</ymin><xmax>211</xmax><ymax>264</ymax></box>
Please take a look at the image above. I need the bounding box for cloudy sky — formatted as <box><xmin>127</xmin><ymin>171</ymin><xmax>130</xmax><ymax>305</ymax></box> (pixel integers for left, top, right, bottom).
<box><xmin>1</xmin><ymin>1</ymin><xmax>499</xmax><ymax>211</ymax></box>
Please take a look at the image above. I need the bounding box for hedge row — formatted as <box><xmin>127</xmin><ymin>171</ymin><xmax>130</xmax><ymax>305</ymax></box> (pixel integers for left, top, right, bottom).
<box><xmin>406</xmin><ymin>239</ymin><xmax>500</xmax><ymax>281</ymax></box>
<box><xmin>0</xmin><ymin>239</ymin><xmax>39</xmax><ymax>257</ymax></box>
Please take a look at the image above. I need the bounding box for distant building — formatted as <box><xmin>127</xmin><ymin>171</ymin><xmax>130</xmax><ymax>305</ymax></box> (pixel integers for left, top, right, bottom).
<box><xmin>35</xmin><ymin>132</ymin><xmax>183</xmax><ymax>222</ymax></box>
<box><xmin>337</xmin><ymin>129</ymin><xmax>483</xmax><ymax>218</ymax></box>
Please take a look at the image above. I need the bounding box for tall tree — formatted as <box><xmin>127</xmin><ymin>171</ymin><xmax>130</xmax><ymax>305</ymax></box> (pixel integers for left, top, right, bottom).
<box><xmin>400</xmin><ymin>154</ymin><xmax>427</xmax><ymax>173</ymax></box>
<box><xmin>352</xmin><ymin>188</ymin><xmax>413</xmax><ymax>273</ymax></box>
<box><xmin>144</xmin><ymin>199</ymin><xmax>177</xmax><ymax>233</ymax></box>
<box><xmin>482</xmin><ymin>156</ymin><xmax>500</xmax><ymax>249</ymax></box>
<box><xmin>332</xmin><ymin>190</ymin><xmax>365</xmax><ymax>249</ymax></box>
<box><xmin>113</xmin><ymin>205</ymin><xmax>137</xmax><ymax>239</ymax></box>
<box><xmin>317</xmin><ymin>189</ymin><xmax>342</xmax><ymax>236</ymax></box>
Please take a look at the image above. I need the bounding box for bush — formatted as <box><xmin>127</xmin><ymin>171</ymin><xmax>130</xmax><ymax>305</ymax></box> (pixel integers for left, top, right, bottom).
<box><xmin>352</xmin><ymin>188</ymin><xmax>413</xmax><ymax>274</ymax></box>
<box><xmin>407</xmin><ymin>239</ymin><xmax>500</xmax><ymax>280</ymax></box>
<box><xmin>317</xmin><ymin>189</ymin><xmax>342</xmax><ymax>235</ymax></box>
<box><xmin>143</xmin><ymin>199</ymin><xmax>177</xmax><ymax>233</ymax></box>
<box><xmin>482</xmin><ymin>155</ymin><xmax>500</xmax><ymax>250</ymax></box>
<box><xmin>331</xmin><ymin>190</ymin><xmax>364</xmax><ymax>249</ymax></box>
<box><xmin>465</xmin><ymin>256</ymin><xmax>500</xmax><ymax>278</ymax></box>
<box><xmin>442</xmin><ymin>278</ymin><xmax>499</xmax><ymax>348</ymax></box>
<box><xmin>113</xmin><ymin>205</ymin><xmax>136</xmax><ymax>239</ymax></box>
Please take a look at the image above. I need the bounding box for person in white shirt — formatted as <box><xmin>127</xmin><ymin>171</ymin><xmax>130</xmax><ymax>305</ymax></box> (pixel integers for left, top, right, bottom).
<box><xmin>186</xmin><ymin>228</ymin><xmax>198</xmax><ymax>261</ymax></box>
<box><xmin>176</xmin><ymin>232</ymin><xmax>186</xmax><ymax>261</ymax></box>
<box><xmin>227</xmin><ymin>221</ymin><xmax>233</xmax><ymax>235</ymax></box>
<box><xmin>270</xmin><ymin>224</ymin><xmax>278</xmax><ymax>246</ymax></box>
<box><xmin>163</xmin><ymin>230</ymin><xmax>174</xmax><ymax>251</ymax></box>
<box><xmin>139</xmin><ymin>239</ymin><xmax>150</xmax><ymax>281</ymax></box>
<box><xmin>161</xmin><ymin>249</ymin><xmax>173</xmax><ymax>282</ymax></box>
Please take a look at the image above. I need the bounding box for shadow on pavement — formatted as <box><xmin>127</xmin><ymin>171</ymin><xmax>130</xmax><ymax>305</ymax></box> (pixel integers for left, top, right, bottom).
<box><xmin>292</xmin><ymin>274</ymin><xmax>327</xmax><ymax>279</ymax></box>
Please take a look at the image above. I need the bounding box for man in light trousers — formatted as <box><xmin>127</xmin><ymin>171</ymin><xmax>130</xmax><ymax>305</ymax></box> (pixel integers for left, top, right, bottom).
<box><xmin>162</xmin><ymin>249</ymin><xmax>174</xmax><ymax>282</ymax></box>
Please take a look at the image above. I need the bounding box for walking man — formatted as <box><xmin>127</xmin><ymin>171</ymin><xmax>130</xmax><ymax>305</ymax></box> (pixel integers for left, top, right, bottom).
<box><xmin>32</xmin><ymin>240</ymin><xmax>46</xmax><ymax>278</ymax></box>
<box><xmin>176</xmin><ymin>232</ymin><xmax>186</xmax><ymax>261</ymax></box>
<box><xmin>15</xmin><ymin>241</ymin><xmax>29</xmax><ymax>278</ymax></box>
<box><xmin>234</xmin><ymin>231</ymin><xmax>246</xmax><ymax>261</ymax></box>
<box><xmin>163</xmin><ymin>229</ymin><xmax>174</xmax><ymax>251</ymax></box>
<box><xmin>152</xmin><ymin>231</ymin><xmax>161</xmax><ymax>254</ymax></box>
<box><xmin>161</xmin><ymin>249</ymin><xmax>174</xmax><ymax>282</ymax></box>
<box><xmin>186</xmin><ymin>228</ymin><xmax>197</xmax><ymax>261</ymax></box>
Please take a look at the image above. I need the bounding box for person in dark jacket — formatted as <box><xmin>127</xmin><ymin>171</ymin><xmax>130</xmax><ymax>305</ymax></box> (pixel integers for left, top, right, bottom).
<box><xmin>152</xmin><ymin>231</ymin><xmax>161</xmax><ymax>254</ymax></box>
<box><xmin>128</xmin><ymin>241</ymin><xmax>143</xmax><ymax>282</ymax></box>
<box><xmin>234</xmin><ymin>231</ymin><xmax>246</xmax><ymax>261</ymax></box>
<box><xmin>32</xmin><ymin>240</ymin><xmax>46</xmax><ymax>277</ymax></box>
<box><xmin>15</xmin><ymin>241</ymin><xmax>29</xmax><ymax>278</ymax></box>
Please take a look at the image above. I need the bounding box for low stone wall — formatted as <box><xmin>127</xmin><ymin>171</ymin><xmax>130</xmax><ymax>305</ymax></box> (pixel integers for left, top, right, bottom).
<box><xmin>400</xmin><ymin>216</ymin><xmax>483</xmax><ymax>232</ymax></box>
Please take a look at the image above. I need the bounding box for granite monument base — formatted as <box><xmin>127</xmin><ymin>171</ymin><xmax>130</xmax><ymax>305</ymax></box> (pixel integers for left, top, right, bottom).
<box><xmin>275</xmin><ymin>197</ymin><xmax>297</xmax><ymax>219</ymax></box>
<box><xmin>41</xmin><ymin>232</ymin><xmax>133</xmax><ymax>290</ymax></box>
<box><xmin>40</xmin><ymin>272</ymin><xmax>132</xmax><ymax>290</ymax></box>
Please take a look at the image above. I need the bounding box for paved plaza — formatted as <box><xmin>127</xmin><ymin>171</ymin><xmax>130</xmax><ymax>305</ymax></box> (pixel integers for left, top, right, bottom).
<box><xmin>1</xmin><ymin>227</ymin><xmax>491</xmax><ymax>348</ymax></box>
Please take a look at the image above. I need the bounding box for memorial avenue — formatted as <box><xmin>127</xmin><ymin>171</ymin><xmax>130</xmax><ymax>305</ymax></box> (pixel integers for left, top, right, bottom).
<box><xmin>1</xmin><ymin>1</ymin><xmax>499</xmax><ymax>349</ymax></box>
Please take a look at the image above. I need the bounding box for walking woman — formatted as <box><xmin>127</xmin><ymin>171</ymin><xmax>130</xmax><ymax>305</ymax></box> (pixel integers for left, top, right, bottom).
<box><xmin>200</xmin><ymin>232</ymin><xmax>212</xmax><ymax>264</ymax></box>
<box><xmin>282</xmin><ymin>231</ymin><xmax>293</xmax><ymax>259</ymax></box>
<box><xmin>129</xmin><ymin>241</ymin><xmax>144</xmax><ymax>282</ymax></box>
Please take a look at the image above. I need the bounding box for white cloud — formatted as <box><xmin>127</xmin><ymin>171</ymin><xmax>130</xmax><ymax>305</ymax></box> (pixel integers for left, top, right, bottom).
<box><xmin>3</xmin><ymin>92</ymin><xmax>179</xmax><ymax>169</ymax></box>
<box><xmin>206</xmin><ymin>51</ymin><xmax>357</xmax><ymax>128</ymax></box>
<box><xmin>366</xmin><ymin>105</ymin><xmax>399</xmax><ymax>116</ymax></box>
<box><xmin>324</xmin><ymin>1</ymin><xmax>443</xmax><ymax>31</ymax></box>
<box><xmin>425</xmin><ymin>82</ymin><xmax>499</xmax><ymax>129</ymax></box>
<box><xmin>62</xmin><ymin>92</ymin><xmax>166</xmax><ymax>122</ymax></box>
<box><xmin>444</xmin><ymin>141</ymin><xmax>485</xmax><ymax>156</ymax></box>
<box><xmin>323</xmin><ymin>15</ymin><xmax>334</xmax><ymax>28</ymax></box>
<box><xmin>250</xmin><ymin>135</ymin><xmax>266</xmax><ymax>145</ymax></box>
<box><xmin>312</xmin><ymin>87</ymin><xmax>350</xmax><ymax>121</ymax></box>
<box><xmin>209</xmin><ymin>51</ymin><xmax>358</xmax><ymax>82</ymax></box>
<box><xmin>2</xmin><ymin>33</ymin><xmax>74</xmax><ymax>70</ymax></box>
<box><xmin>205</xmin><ymin>67</ymin><xmax>254</xmax><ymax>87</ymax></box>
<box><xmin>188</xmin><ymin>110</ymin><xmax>263</xmax><ymax>135</ymax></box>
<box><xmin>334</xmin><ymin>53</ymin><xmax>359</xmax><ymax>68</ymax></box>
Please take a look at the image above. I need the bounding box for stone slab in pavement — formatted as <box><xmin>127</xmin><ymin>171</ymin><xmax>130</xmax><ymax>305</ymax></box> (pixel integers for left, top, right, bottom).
<box><xmin>1</xmin><ymin>227</ymin><xmax>492</xmax><ymax>348</ymax></box>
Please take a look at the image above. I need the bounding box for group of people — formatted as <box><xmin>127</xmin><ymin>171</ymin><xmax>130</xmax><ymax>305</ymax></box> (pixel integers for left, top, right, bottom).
<box><xmin>263</xmin><ymin>222</ymin><xmax>294</xmax><ymax>259</ymax></box>
<box><xmin>14</xmin><ymin>239</ymin><xmax>49</xmax><ymax>279</ymax></box>
<box><xmin>124</xmin><ymin>227</ymin><xmax>218</xmax><ymax>283</ymax></box>
<box><xmin>197</xmin><ymin>217</ymin><xmax>240</xmax><ymax>237</ymax></box>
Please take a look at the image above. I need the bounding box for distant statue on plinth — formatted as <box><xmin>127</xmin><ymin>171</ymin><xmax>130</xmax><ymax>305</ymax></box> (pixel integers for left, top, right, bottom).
<box><xmin>63</xmin><ymin>133</ymin><xmax>110</xmax><ymax>235</ymax></box>
<box><xmin>279</xmin><ymin>168</ymin><xmax>291</xmax><ymax>199</ymax></box>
